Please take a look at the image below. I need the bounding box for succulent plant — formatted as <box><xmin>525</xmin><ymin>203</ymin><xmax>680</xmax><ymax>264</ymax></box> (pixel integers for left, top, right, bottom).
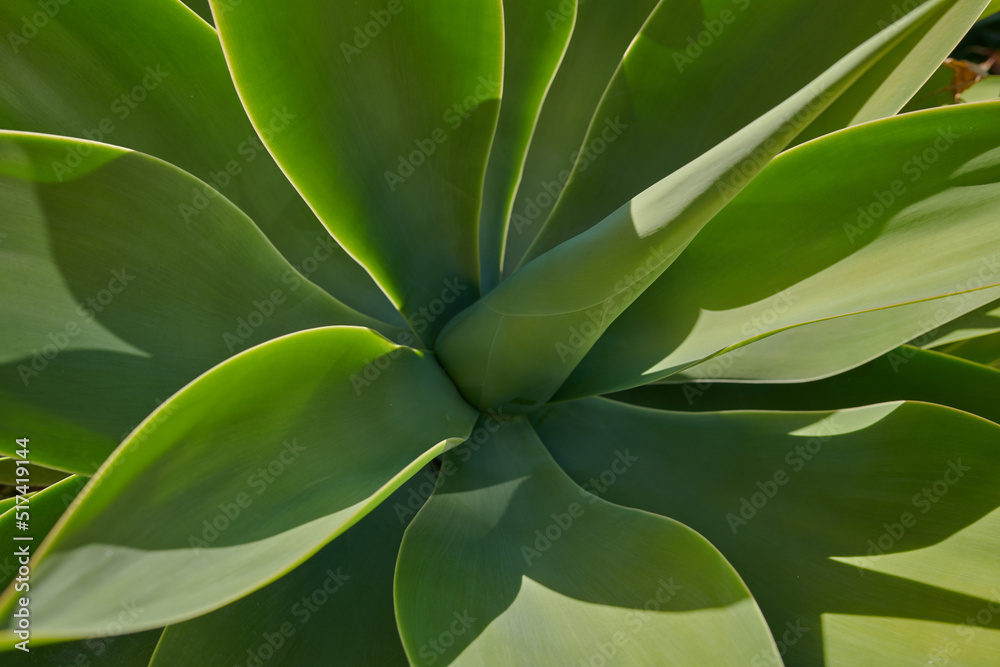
<box><xmin>1</xmin><ymin>0</ymin><xmax>1000</xmax><ymax>664</ymax></box>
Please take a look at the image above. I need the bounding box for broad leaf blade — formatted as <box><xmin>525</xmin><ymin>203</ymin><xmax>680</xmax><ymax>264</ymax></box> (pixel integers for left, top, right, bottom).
<box><xmin>210</xmin><ymin>0</ymin><xmax>504</xmax><ymax>336</ymax></box>
<box><xmin>499</xmin><ymin>0</ymin><xmax>660</xmax><ymax>277</ymax></box>
<box><xmin>613</xmin><ymin>345</ymin><xmax>1000</xmax><ymax>426</ymax></box>
<box><xmin>149</xmin><ymin>476</ymin><xmax>425</xmax><ymax>666</ymax></box>
<box><xmin>560</xmin><ymin>101</ymin><xmax>1000</xmax><ymax>398</ymax></box>
<box><xmin>536</xmin><ymin>398</ymin><xmax>1000</xmax><ymax>665</ymax></box>
<box><xmin>0</xmin><ymin>326</ymin><xmax>477</xmax><ymax>639</ymax></box>
<box><xmin>395</xmin><ymin>417</ymin><xmax>780</xmax><ymax>666</ymax></box>
<box><xmin>517</xmin><ymin>0</ymin><xmax>988</xmax><ymax>265</ymax></box>
<box><xmin>437</xmin><ymin>2</ymin><xmax>956</xmax><ymax>412</ymax></box>
<box><xmin>478</xmin><ymin>0</ymin><xmax>576</xmax><ymax>292</ymax></box>
<box><xmin>0</xmin><ymin>132</ymin><xmax>392</xmax><ymax>475</ymax></box>
<box><xmin>0</xmin><ymin>0</ymin><xmax>393</xmax><ymax>321</ymax></box>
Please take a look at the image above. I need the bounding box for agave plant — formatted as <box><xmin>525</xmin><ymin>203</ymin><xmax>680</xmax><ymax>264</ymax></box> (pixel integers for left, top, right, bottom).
<box><xmin>2</xmin><ymin>0</ymin><xmax>1000</xmax><ymax>664</ymax></box>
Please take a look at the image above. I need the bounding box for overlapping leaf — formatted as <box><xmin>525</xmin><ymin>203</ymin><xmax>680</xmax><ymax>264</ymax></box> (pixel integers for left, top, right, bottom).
<box><xmin>149</xmin><ymin>476</ymin><xmax>427</xmax><ymax>666</ymax></box>
<box><xmin>0</xmin><ymin>133</ymin><xmax>391</xmax><ymax>475</ymax></box>
<box><xmin>515</xmin><ymin>0</ymin><xmax>988</xmax><ymax>266</ymax></box>
<box><xmin>613</xmin><ymin>345</ymin><xmax>1000</xmax><ymax>425</ymax></box>
<box><xmin>477</xmin><ymin>0</ymin><xmax>576</xmax><ymax>291</ymax></box>
<box><xmin>437</xmin><ymin>3</ymin><xmax>970</xmax><ymax>412</ymax></box>
<box><xmin>210</xmin><ymin>0</ymin><xmax>504</xmax><ymax>336</ymax></box>
<box><xmin>395</xmin><ymin>417</ymin><xmax>780</xmax><ymax>665</ymax></box>
<box><xmin>536</xmin><ymin>398</ymin><xmax>1000</xmax><ymax>665</ymax></box>
<box><xmin>559</xmin><ymin>101</ymin><xmax>1000</xmax><ymax>398</ymax></box>
<box><xmin>0</xmin><ymin>0</ymin><xmax>392</xmax><ymax>320</ymax></box>
<box><xmin>0</xmin><ymin>327</ymin><xmax>477</xmax><ymax>640</ymax></box>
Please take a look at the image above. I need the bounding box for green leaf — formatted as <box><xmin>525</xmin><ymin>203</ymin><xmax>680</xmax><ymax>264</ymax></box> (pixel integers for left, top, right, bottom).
<box><xmin>612</xmin><ymin>345</ymin><xmax>1000</xmax><ymax>425</ymax></box>
<box><xmin>437</xmin><ymin>2</ymin><xmax>968</xmax><ymax>412</ymax></box>
<box><xmin>916</xmin><ymin>297</ymin><xmax>1000</xmax><ymax>347</ymax></box>
<box><xmin>961</xmin><ymin>75</ymin><xmax>1000</xmax><ymax>101</ymax></box>
<box><xmin>0</xmin><ymin>132</ymin><xmax>394</xmax><ymax>475</ymax></box>
<box><xmin>559</xmin><ymin>101</ymin><xmax>1000</xmax><ymax>398</ymax></box>
<box><xmin>478</xmin><ymin>0</ymin><xmax>576</xmax><ymax>292</ymax></box>
<box><xmin>0</xmin><ymin>498</ymin><xmax>17</xmax><ymax>517</ymax></box>
<box><xmin>0</xmin><ymin>0</ymin><xmax>394</xmax><ymax>321</ymax></box>
<box><xmin>0</xmin><ymin>476</ymin><xmax>85</xmax><ymax>592</ymax></box>
<box><xmin>179</xmin><ymin>0</ymin><xmax>213</xmax><ymax>25</ymax></box>
<box><xmin>516</xmin><ymin>0</ymin><xmax>988</xmax><ymax>266</ymax></box>
<box><xmin>395</xmin><ymin>416</ymin><xmax>780</xmax><ymax>666</ymax></box>
<box><xmin>535</xmin><ymin>398</ymin><xmax>1000</xmax><ymax>665</ymax></box>
<box><xmin>0</xmin><ymin>460</ymin><xmax>70</xmax><ymax>487</ymax></box>
<box><xmin>499</xmin><ymin>0</ymin><xmax>660</xmax><ymax>277</ymax></box>
<box><xmin>0</xmin><ymin>326</ymin><xmax>478</xmax><ymax>640</ymax></box>
<box><xmin>902</xmin><ymin>63</ymin><xmax>960</xmax><ymax>112</ymax></box>
<box><xmin>210</xmin><ymin>0</ymin><xmax>504</xmax><ymax>336</ymax></box>
<box><xmin>937</xmin><ymin>331</ymin><xmax>1000</xmax><ymax>367</ymax></box>
<box><xmin>0</xmin><ymin>630</ymin><xmax>163</xmax><ymax>666</ymax></box>
<box><xmin>982</xmin><ymin>0</ymin><xmax>1000</xmax><ymax>18</ymax></box>
<box><xmin>149</xmin><ymin>473</ymin><xmax>430</xmax><ymax>666</ymax></box>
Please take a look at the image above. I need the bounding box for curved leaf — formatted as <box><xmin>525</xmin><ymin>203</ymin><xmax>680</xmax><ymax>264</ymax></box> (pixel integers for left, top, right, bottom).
<box><xmin>478</xmin><ymin>0</ymin><xmax>576</xmax><ymax>292</ymax></box>
<box><xmin>437</xmin><ymin>3</ymin><xmax>960</xmax><ymax>412</ymax></box>
<box><xmin>1</xmin><ymin>630</ymin><xmax>163</xmax><ymax>666</ymax></box>
<box><xmin>0</xmin><ymin>459</ymin><xmax>69</xmax><ymax>487</ymax></box>
<box><xmin>149</xmin><ymin>475</ymin><xmax>426</xmax><ymax>666</ymax></box>
<box><xmin>918</xmin><ymin>297</ymin><xmax>1000</xmax><ymax>347</ymax></box>
<box><xmin>937</xmin><ymin>331</ymin><xmax>1000</xmax><ymax>366</ymax></box>
<box><xmin>0</xmin><ymin>0</ymin><xmax>394</xmax><ymax>321</ymax></box>
<box><xmin>395</xmin><ymin>417</ymin><xmax>780</xmax><ymax>666</ymax></box>
<box><xmin>613</xmin><ymin>345</ymin><xmax>1000</xmax><ymax>425</ymax></box>
<box><xmin>0</xmin><ymin>326</ymin><xmax>478</xmax><ymax>640</ymax></box>
<box><xmin>517</xmin><ymin>0</ymin><xmax>987</xmax><ymax>265</ymax></box>
<box><xmin>499</xmin><ymin>0</ymin><xmax>660</xmax><ymax>277</ymax></box>
<box><xmin>0</xmin><ymin>476</ymin><xmax>84</xmax><ymax>592</ymax></box>
<box><xmin>536</xmin><ymin>398</ymin><xmax>1000</xmax><ymax>665</ymax></box>
<box><xmin>211</xmin><ymin>0</ymin><xmax>504</xmax><ymax>336</ymax></box>
<box><xmin>0</xmin><ymin>132</ymin><xmax>392</xmax><ymax>475</ymax></box>
<box><xmin>560</xmin><ymin>101</ymin><xmax>1000</xmax><ymax>397</ymax></box>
